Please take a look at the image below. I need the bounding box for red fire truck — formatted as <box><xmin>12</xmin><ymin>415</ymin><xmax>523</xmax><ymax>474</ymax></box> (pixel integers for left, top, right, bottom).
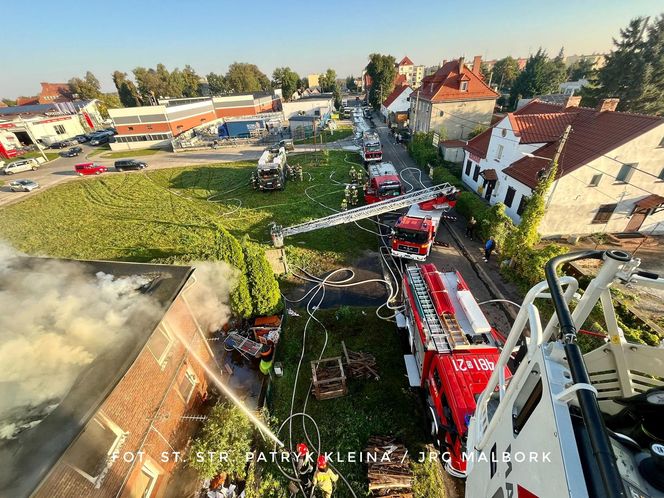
<box><xmin>360</xmin><ymin>131</ymin><xmax>382</xmax><ymax>165</ymax></box>
<box><xmin>390</xmin><ymin>193</ymin><xmax>457</xmax><ymax>261</ymax></box>
<box><xmin>402</xmin><ymin>263</ymin><xmax>509</xmax><ymax>477</ymax></box>
<box><xmin>364</xmin><ymin>162</ymin><xmax>403</xmax><ymax>204</ymax></box>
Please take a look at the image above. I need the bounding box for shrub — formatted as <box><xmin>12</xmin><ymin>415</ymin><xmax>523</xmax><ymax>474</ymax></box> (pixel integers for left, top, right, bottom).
<box><xmin>243</xmin><ymin>241</ymin><xmax>283</xmax><ymax>316</ymax></box>
<box><xmin>455</xmin><ymin>192</ymin><xmax>490</xmax><ymax>222</ymax></box>
<box><xmin>502</xmin><ymin>243</ymin><xmax>569</xmax><ymax>291</ymax></box>
<box><xmin>188</xmin><ymin>401</ymin><xmax>253</xmax><ymax>480</ymax></box>
<box><xmin>408</xmin><ymin>132</ymin><xmax>440</xmax><ymax>167</ymax></box>
<box><xmin>431</xmin><ymin>164</ymin><xmax>463</xmax><ymax>188</ymax></box>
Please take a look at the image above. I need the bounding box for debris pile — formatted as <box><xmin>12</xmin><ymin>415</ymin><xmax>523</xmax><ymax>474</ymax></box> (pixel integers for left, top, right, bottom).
<box><xmin>342</xmin><ymin>341</ymin><xmax>379</xmax><ymax>380</ymax></box>
<box><xmin>365</xmin><ymin>436</ymin><xmax>413</xmax><ymax>497</ymax></box>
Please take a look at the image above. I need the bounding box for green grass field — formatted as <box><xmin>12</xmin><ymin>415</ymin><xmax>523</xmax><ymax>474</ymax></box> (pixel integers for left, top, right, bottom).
<box><xmin>100</xmin><ymin>148</ymin><xmax>163</xmax><ymax>159</ymax></box>
<box><xmin>294</xmin><ymin>127</ymin><xmax>354</xmax><ymax>145</ymax></box>
<box><xmin>20</xmin><ymin>151</ymin><xmax>60</xmax><ymax>161</ymax></box>
<box><xmin>0</xmin><ymin>151</ymin><xmax>376</xmax><ymax>271</ymax></box>
<box><xmin>264</xmin><ymin>307</ymin><xmax>441</xmax><ymax>497</ymax></box>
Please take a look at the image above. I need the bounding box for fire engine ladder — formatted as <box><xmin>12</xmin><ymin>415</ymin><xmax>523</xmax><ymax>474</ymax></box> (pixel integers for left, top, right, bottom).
<box><xmin>406</xmin><ymin>266</ymin><xmax>451</xmax><ymax>353</ymax></box>
<box><xmin>440</xmin><ymin>312</ymin><xmax>470</xmax><ymax>349</ymax></box>
<box><xmin>271</xmin><ymin>183</ymin><xmax>458</xmax><ymax>247</ymax></box>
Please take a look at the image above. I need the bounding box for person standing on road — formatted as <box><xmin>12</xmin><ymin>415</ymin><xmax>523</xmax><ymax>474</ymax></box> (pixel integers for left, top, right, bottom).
<box><xmin>466</xmin><ymin>216</ymin><xmax>477</xmax><ymax>240</ymax></box>
<box><xmin>483</xmin><ymin>236</ymin><xmax>496</xmax><ymax>262</ymax></box>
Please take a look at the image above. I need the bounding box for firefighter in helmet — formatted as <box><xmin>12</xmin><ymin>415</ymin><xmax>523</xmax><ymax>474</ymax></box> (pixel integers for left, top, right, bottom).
<box><xmin>259</xmin><ymin>341</ymin><xmax>274</xmax><ymax>375</ymax></box>
<box><xmin>288</xmin><ymin>443</ymin><xmax>314</xmax><ymax>495</ymax></box>
<box><xmin>312</xmin><ymin>455</ymin><xmax>338</xmax><ymax>498</ymax></box>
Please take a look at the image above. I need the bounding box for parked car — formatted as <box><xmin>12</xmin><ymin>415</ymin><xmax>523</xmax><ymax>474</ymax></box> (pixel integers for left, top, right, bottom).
<box><xmin>74</xmin><ymin>134</ymin><xmax>90</xmax><ymax>143</ymax></box>
<box><xmin>89</xmin><ymin>135</ymin><xmax>110</xmax><ymax>146</ymax></box>
<box><xmin>9</xmin><ymin>179</ymin><xmax>40</xmax><ymax>192</ymax></box>
<box><xmin>49</xmin><ymin>141</ymin><xmax>71</xmax><ymax>149</ymax></box>
<box><xmin>75</xmin><ymin>162</ymin><xmax>107</xmax><ymax>176</ymax></box>
<box><xmin>60</xmin><ymin>146</ymin><xmax>83</xmax><ymax>158</ymax></box>
<box><xmin>114</xmin><ymin>159</ymin><xmax>147</xmax><ymax>171</ymax></box>
<box><xmin>1</xmin><ymin>158</ymin><xmax>40</xmax><ymax>175</ymax></box>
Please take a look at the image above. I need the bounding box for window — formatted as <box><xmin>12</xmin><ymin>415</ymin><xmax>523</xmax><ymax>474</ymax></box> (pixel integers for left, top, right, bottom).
<box><xmin>516</xmin><ymin>195</ymin><xmax>528</xmax><ymax>216</ymax></box>
<box><xmin>495</xmin><ymin>144</ymin><xmax>504</xmax><ymax>161</ymax></box>
<box><xmin>54</xmin><ymin>125</ymin><xmax>66</xmax><ymax>135</ymax></box>
<box><xmin>460</xmin><ymin>81</ymin><xmax>468</xmax><ymax>91</ymax></box>
<box><xmin>591</xmin><ymin>203</ymin><xmax>617</xmax><ymax>224</ymax></box>
<box><xmin>177</xmin><ymin>367</ymin><xmax>198</xmax><ymax>403</ymax></box>
<box><xmin>473</xmin><ymin>164</ymin><xmax>480</xmax><ymax>181</ymax></box>
<box><xmin>66</xmin><ymin>416</ymin><xmax>125</xmax><ymax>482</ymax></box>
<box><xmin>616</xmin><ymin>163</ymin><xmax>635</xmax><ymax>183</ymax></box>
<box><xmin>504</xmin><ymin>187</ymin><xmax>516</xmax><ymax>208</ymax></box>
<box><xmin>147</xmin><ymin>325</ymin><xmax>173</xmax><ymax>368</ymax></box>
<box><xmin>439</xmin><ymin>110</ymin><xmax>444</xmax><ymax>117</ymax></box>
<box><xmin>133</xmin><ymin>462</ymin><xmax>160</xmax><ymax>498</ymax></box>
<box><xmin>147</xmin><ymin>125</ymin><xmax>153</xmax><ymax>130</ymax></box>
<box><xmin>465</xmin><ymin>159</ymin><xmax>472</xmax><ymax>176</ymax></box>
<box><xmin>589</xmin><ymin>174</ymin><xmax>603</xmax><ymax>187</ymax></box>
<box><xmin>128</xmin><ymin>126</ymin><xmax>134</xmax><ymax>131</ymax></box>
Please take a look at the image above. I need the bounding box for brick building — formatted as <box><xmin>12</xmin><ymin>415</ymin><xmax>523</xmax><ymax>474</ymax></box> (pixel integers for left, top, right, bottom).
<box><xmin>0</xmin><ymin>260</ymin><xmax>217</xmax><ymax>498</ymax></box>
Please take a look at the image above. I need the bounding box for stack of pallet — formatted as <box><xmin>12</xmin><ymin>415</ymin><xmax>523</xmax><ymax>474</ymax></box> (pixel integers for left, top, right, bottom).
<box><xmin>342</xmin><ymin>341</ymin><xmax>380</xmax><ymax>380</ymax></box>
<box><xmin>311</xmin><ymin>357</ymin><xmax>347</xmax><ymax>400</ymax></box>
<box><xmin>365</xmin><ymin>436</ymin><xmax>413</xmax><ymax>497</ymax></box>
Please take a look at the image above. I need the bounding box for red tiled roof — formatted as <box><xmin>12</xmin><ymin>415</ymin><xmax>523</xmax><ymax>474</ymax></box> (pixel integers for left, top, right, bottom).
<box><xmin>414</xmin><ymin>59</ymin><xmax>499</xmax><ymax>103</ymax></box>
<box><xmin>507</xmin><ymin>112</ymin><xmax>577</xmax><ymax>144</ymax></box>
<box><xmin>503</xmin><ymin>101</ymin><xmax>664</xmax><ymax>189</ymax></box>
<box><xmin>441</xmin><ymin>139</ymin><xmax>466</xmax><ymax>148</ymax></box>
<box><xmin>38</xmin><ymin>82</ymin><xmax>72</xmax><ymax>104</ymax></box>
<box><xmin>394</xmin><ymin>74</ymin><xmax>407</xmax><ymax>86</ymax></box>
<box><xmin>480</xmin><ymin>168</ymin><xmax>498</xmax><ymax>181</ymax></box>
<box><xmin>382</xmin><ymin>85</ymin><xmax>411</xmax><ymax>109</ymax></box>
<box><xmin>399</xmin><ymin>56</ymin><xmax>414</xmax><ymax>66</ymax></box>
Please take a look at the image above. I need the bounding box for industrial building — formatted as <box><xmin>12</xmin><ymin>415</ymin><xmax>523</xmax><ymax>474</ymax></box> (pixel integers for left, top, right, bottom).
<box><xmin>282</xmin><ymin>95</ymin><xmax>334</xmax><ymax>120</ymax></box>
<box><xmin>0</xmin><ymin>258</ymin><xmax>215</xmax><ymax>498</ymax></box>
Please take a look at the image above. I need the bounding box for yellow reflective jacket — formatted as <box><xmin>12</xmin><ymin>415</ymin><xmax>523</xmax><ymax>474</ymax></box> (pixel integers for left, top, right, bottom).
<box><xmin>313</xmin><ymin>468</ymin><xmax>339</xmax><ymax>493</ymax></box>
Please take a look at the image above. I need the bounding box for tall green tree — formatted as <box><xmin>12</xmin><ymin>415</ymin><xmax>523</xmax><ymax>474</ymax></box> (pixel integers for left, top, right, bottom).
<box><xmin>68</xmin><ymin>71</ymin><xmax>102</xmax><ymax>100</ymax></box>
<box><xmin>224</xmin><ymin>62</ymin><xmax>271</xmax><ymax>93</ymax></box>
<box><xmin>345</xmin><ymin>75</ymin><xmax>357</xmax><ymax>92</ymax></box>
<box><xmin>112</xmin><ymin>71</ymin><xmax>142</xmax><ymax>107</ymax></box>
<box><xmin>181</xmin><ymin>65</ymin><xmax>202</xmax><ymax>97</ymax></box>
<box><xmin>318</xmin><ymin>68</ymin><xmax>337</xmax><ymax>92</ymax></box>
<box><xmin>509</xmin><ymin>49</ymin><xmax>567</xmax><ymax>107</ymax></box>
<box><xmin>365</xmin><ymin>53</ymin><xmax>397</xmax><ymax>108</ymax></box>
<box><xmin>493</xmin><ymin>56</ymin><xmax>520</xmax><ymax>89</ymax></box>
<box><xmin>206</xmin><ymin>72</ymin><xmax>227</xmax><ymax>95</ymax></box>
<box><xmin>242</xmin><ymin>241</ymin><xmax>282</xmax><ymax>316</ymax></box>
<box><xmin>2</xmin><ymin>98</ymin><xmax>16</xmax><ymax>106</ymax></box>
<box><xmin>567</xmin><ymin>57</ymin><xmax>596</xmax><ymax>81</ymax></box>
<box><xmin>272</xmin><ymin>67</ymin><xmax>300</xmax><ymax>100</ymax></box>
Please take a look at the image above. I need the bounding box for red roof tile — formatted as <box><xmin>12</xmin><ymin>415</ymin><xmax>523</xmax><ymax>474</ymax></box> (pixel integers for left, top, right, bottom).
<box><xmin>399</xmin><ymin>56</ymin><xmax>414</xmax><ymax>66</ymax></box>
<box><xmin>503</xmin><ymin>102</ymin><xmax>664</xmax><ymax>188</ymax></box>
<box><xmin>38</xmin><ymin>82</ymin><xmax>72</xmax><ymax>104</ymax></box>
<box><xmin>414</xmin><ymin>59</ymin><xmax>498</xmax><ymax>103</ymax></box>
<box><xmin>382</xmin><ymin>85</ymin><xmax>412</xmax><ymax>109</ymax></box>
<box><xmin>507</xmin><ymin>112</ymin><xmax>577</xmax><ymax>143</ymax></box>
<box><xmin>394</xmin><ymin>74</ymin><xmax>407</xmax><ymax>86</ymax></box>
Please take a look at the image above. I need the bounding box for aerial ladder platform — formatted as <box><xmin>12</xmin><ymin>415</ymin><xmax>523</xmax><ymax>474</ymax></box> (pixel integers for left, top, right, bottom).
<box><xmin>270</xmin><ymin>183</ymin><xmax>458</xmax><ymax>247</ymax></box>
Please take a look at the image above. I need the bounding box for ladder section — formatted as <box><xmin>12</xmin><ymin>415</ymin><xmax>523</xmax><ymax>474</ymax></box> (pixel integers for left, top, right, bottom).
<box><xmin>273</xmin><ymin>183</ymin><xmax>457</xmax><ymax>245</ymax></box>
<box><xmin>440</xmin><ymin>312</ymin><xmax>471</xmax><ymax>349</ymax></box>
<box><xmin>407</xmin><ymin>266</ymin><xmax>450</xmax><ymax>353</ymax></box>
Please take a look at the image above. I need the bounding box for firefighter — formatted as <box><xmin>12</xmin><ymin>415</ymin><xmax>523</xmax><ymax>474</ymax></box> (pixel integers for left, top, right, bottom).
<box><xmin>313</xmin><ymin>455</ymin><xmax>338</xmax><ymax>498</ymax></box>
<box><xmin>287</xmin><ymin>443</ymin><xmax>314</xmax><ymax>495</ymax></box>
<box><xmin>340</xmin><ymin>198</ymin><xmax>348</xmax><ymax>211</ymax></box>
<box><xmin>350</xmin><ymin>186</ymin><xmax>359</xmax><ymax>206</ymax></box>
<box><xmin>259</xmin><ymin>341</ymin><xmax>274</xmax><ymax>375</ymax></box>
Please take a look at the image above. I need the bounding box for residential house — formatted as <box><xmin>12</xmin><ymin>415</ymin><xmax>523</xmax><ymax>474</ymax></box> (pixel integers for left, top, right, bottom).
<box><xmin>0</xmin><ymin>259</ymin><xmax>217</xmax><ymax>498</ymax></box>
<box><xmin>395</xmin><ymin>56</ymin><xmax>425</xmax><ymax>88</ymax></box>
<box><xmin>462</xmin><ymin>97</ymin><xmax>664</xmax><ymax>236</ymax></box>
<box><xmin>409</xmin><ymin>56</ymin><xmax>499</xmax><ymax>140</ymax></box>
<box><xmin>381</xmin><ymin>85</ymin><xmax>413</xmax><ymax>123</ymax></box>
<box><xmin>559</xmin><ymin>79</ymin><xmax>590</xmax><ymax>96</ymax></box>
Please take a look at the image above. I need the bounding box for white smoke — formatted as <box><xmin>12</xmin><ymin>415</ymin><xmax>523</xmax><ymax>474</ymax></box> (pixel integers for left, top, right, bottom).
<box><xmin>0</xmin><ymin>244</ymin><xmax>164</xmax><ymax>439</ymax></box>
<box><xmin>188</xmin><ymin>261</ymin><xmax>238</xmax><ymax>332</ymax></box>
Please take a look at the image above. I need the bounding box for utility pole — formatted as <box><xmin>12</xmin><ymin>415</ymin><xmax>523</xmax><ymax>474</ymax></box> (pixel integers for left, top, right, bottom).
<box><xmin>18</xmin><ymin>115</ymin><xmax>47</xmax><ymax>162</ymax></box>
<box><xmin>545</xmin><ymin>124</ymin><xmax>571</xmax><ymax>208</ymax></box>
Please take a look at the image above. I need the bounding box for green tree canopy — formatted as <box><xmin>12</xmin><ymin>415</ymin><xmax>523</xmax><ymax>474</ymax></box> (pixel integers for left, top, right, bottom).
<box><xmin>206</xmin><ymin>72</ymin><xmax>228</xmax><ymax>95</ymax></box>
<box><xmin>493</xmin><ymin>56</ymin><xmax>520</xmax><ymax>89</ymax></box>
<box><xmin>2</xmin><ymin>98</ymin><xmax>16</xmax><ymax>106</ymax></box>
<box><xmin>365</xmin><ymin>53</ymin><xmax>397</xmax><ymax>108</ymax></box>
<box><xmin>345</xmin><ymin>75</ymin><xmax>357</xmax><ymax>92</ymax></box>
<box><xmin>224</xmin><ymin>62</ymin><xmax>271</xmax><ymax>93</ymax></box>
<box><xmin>567</xmin><ymin>57</ymin><xmax>595</xmax><ymax>81</ymax></box>
<box><xmin>242</xmin><ymin>241</ymin><xmax>282</xmax><ymax>316</ymax></box>
<box><xmin>318</xmin><ymin>68</ymin><xmax>337</xmax><ymax>92</ymax></box>
<box><xmin>182</xmin><ymin>65</ymin><xmax>202</xmax><ymax>97</ymax></box>
<box><xmin>509</xmin><ymin>49</ymin><xmax>567</xmax><ymax>107</ymax></box>
<box><xmin>112</xmin><ymin>71</ymin><xmax>142</xmax><ymax>107</ymax></box>
<box><xmin>68</xmin><ymin>71</ymin><xmax>102</xmax><ymax>100</ymax></box>
<box><xmin>272</xmin><ymin>67</ymin><xmax>300</xmax><ymax>100</ymax></box>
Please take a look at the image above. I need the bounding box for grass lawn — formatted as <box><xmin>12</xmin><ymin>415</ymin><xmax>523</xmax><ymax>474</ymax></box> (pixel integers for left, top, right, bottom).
<box><xmin>87</xmin><ymin>145</ymin><xmax>111</xmax><ymax>157</ymax></box>
<box><xmin>0</xmin><ymin>151</ymin><xmax>376</xmax><ymax>271</ymax></box>
<box><xmin>263</xmin><ymin>307</ymin><xmax>442</xmax><ymax>497</ymax></box>
<box><xmin>99</xmin><ymin>148</ymin><xmax>163</xmax><ymax>159</ymax></box>
<box><xmin>294</xmin><ymin>127</ymin><xmax>354</xmax><ymax>145</ymax></box>
<box><xmin>20</xmin><ymin>151</ymin><xmax>60</xmax><ymax>161</ymax></box>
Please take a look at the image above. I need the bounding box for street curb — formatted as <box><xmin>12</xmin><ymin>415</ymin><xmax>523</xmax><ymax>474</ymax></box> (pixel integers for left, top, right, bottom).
<box><xmin>444</xmin><ymin>220</ymin><xmax>519</xmax><ymax>323</ymax></box>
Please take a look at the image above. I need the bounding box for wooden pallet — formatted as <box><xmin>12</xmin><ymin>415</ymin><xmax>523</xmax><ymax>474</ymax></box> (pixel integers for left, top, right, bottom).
<box><xmin>365</xmin><ymin>436</ymin><xmax>413</xmax><ymax>496</ymax></box>
<box><xmin>440</xmin><ymin>312</ymin><xmax>470</xmax><ymax>349</ymax></box>
<box><xmin>342</xmin><ymin>341</ymin><xmax>380</xmax><ymax>380</ymax></box>
<box><xmin>311</xmin><ymin>357</ymin><xmax>347</xmax><ymax>400</ymax></box>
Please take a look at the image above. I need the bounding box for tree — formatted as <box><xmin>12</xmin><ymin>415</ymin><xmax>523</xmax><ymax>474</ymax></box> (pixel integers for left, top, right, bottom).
<box><xmin>96</xmin><ymin>93</ymin><xmax>121</xmax><ymax>117</ymax></box>
<box><xmin>112</xmin><ymin>71</ymin><xmax>142</xmax><ymax>107</ymax></box>
<box><xmin>207</xmin><ymin>72</ymin><xmax>227</xmax><ymax>95</ymax></box>
<box><xmin>272</xmin><ymin>67</ymin><xmax>300</xmax><ymax>100</ymax></box>
<box><xmin>365</xmin><ymin>53</ymin><xmax>397</xmax><ymax>108</ymax></box>
<box><xmin>2</xmin><ymin>98</ymin><xmax>16</xmax><ymax>106</ymax></box>
<box><xmin>188</xmin><ymin>401</ymin><xmax>253</xmax><ymax>480</ymax></box>
<box><xmin>242</xmin><ymin>241</ymin><xmax>282</xmax><ymax>316</ymax></box>
<box><xmin>567</xmin><ymin>57</ymin><xmax>595</xmax><ymax>81</ymax></box>
<box><xmin>581</xmin><ymin>15</ymin><xmax>664</xmax><ymax>115</ymax></box>
<box><xmin>318</xmin><ymin>68</ymin><xmax>337</xmax><ymax>92</ymax></box>
<box><xmin>68</xmin><ymin>71</ymin><xmax>102</xmax><ymax>100</ymax></box>
<box><xmin>492</xmin><ymin>56</ymin><xmax>520</xmax><ymax>89</ymax></box>
<box><xmin>480</xmin><ymin>62</ymin><xmax>492</xmax><ymax>83</ymax></box>
<box><xmin>182</xmin><ymin>65</ymin><xmax>202</xmax><ymax>97</ymax></box>
<box><xmin>298</xmin><ymin>77</ymin><xmax>309</xmax><ymax>90</ymax></box>
<box><xmin>225</xmin><ymin>62</ymin><xmax>271</xmax><ymax>93</ymax></box>
<box><xmin>345</xmin><ymin>75</ymin><xmax>357</xmax><ymax>92</ymax></box>
<box><xmin>509</xmin><ymin>49</ymin><xmax>567</xmax><ymax>107</ymax></box>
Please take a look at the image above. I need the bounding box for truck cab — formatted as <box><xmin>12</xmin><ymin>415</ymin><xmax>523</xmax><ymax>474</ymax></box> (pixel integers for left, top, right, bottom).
<box><xmin>361</xmin><ymin>131</ymin><xmax>382</xmax><ymax>165</ymax></box>
<box><xmin>254</xmin><ymin>147</ymin><xmax>287</xmax><ymax>191</ymax></box>
<box><xmin>364</xmin><ymin>162</ymin><xmax>402</xmax><ymax>204</ymax></box>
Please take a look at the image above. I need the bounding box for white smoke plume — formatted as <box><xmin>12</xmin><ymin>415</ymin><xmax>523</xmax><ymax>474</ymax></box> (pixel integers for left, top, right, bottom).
<box><xmin>188</xmin><ymin>261</ymin><xmax>238</xmax><ymax>332</ymax></box>
<box><xmin>0</xmin><ymin>244</ymin><xmax>164</xmax><ymax>439</ymax></box>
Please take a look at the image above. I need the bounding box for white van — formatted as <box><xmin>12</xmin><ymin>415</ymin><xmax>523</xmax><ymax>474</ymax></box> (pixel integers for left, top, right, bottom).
<box><xmin>1</xmin><ymin>158</ymin><xmax>40</xmax><ymax>175</ymax></box>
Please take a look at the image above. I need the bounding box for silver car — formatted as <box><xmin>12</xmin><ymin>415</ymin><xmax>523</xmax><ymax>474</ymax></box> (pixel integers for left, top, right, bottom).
<box><xmin>9</xmin><ymin>179</ymin><xmax>40</xmax><ymax>192</ymax></box>
<box><xmin>2</xmin><ymin>159</ymin><xmax>40</xmax><ymax>175</ymax></box>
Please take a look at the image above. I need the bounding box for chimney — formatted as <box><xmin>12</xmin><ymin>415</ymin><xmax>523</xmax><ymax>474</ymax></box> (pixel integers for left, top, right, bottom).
<box><xmin>596</xmin><ymin>98</ymin><xmax>619</xmax><ymax>113</ymax></box>
<box><xmin>472</xmin><ymin>55</ymin><xmax>482</xmax><ymax>76</ymax></box>
<box><xmin>458</xmin><ymin>57</ymin><xmax>465</xmax><ymax>74</ymax></box>
<box><xmin>564</xmin><ymin>95</ymin><xmax>582</xmax><ymax>108</ymax></box>
<box><xmin>441</xmin><ymin>59</ymin><xmax>447</xmax><ymax>68</ymax></box>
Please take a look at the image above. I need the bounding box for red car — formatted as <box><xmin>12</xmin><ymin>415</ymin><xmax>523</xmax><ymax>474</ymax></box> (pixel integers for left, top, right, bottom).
<box><xmin>75</xmin><ymin>162</ymin><xmax>107</xmax><ymax>176</ymax></box>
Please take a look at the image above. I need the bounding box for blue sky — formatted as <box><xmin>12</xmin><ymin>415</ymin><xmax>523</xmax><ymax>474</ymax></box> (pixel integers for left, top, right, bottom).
<box><xmin>1</xmin><ymin>0</ymin><xmax>662</xmax><ymax>99</ymax></box>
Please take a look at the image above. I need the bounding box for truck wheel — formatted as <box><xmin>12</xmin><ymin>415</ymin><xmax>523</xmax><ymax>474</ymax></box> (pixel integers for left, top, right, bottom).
<box><xmin>31</xmin><ymin>166</ymin><xmax>38</xmax><ymax>171</ymax></box>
